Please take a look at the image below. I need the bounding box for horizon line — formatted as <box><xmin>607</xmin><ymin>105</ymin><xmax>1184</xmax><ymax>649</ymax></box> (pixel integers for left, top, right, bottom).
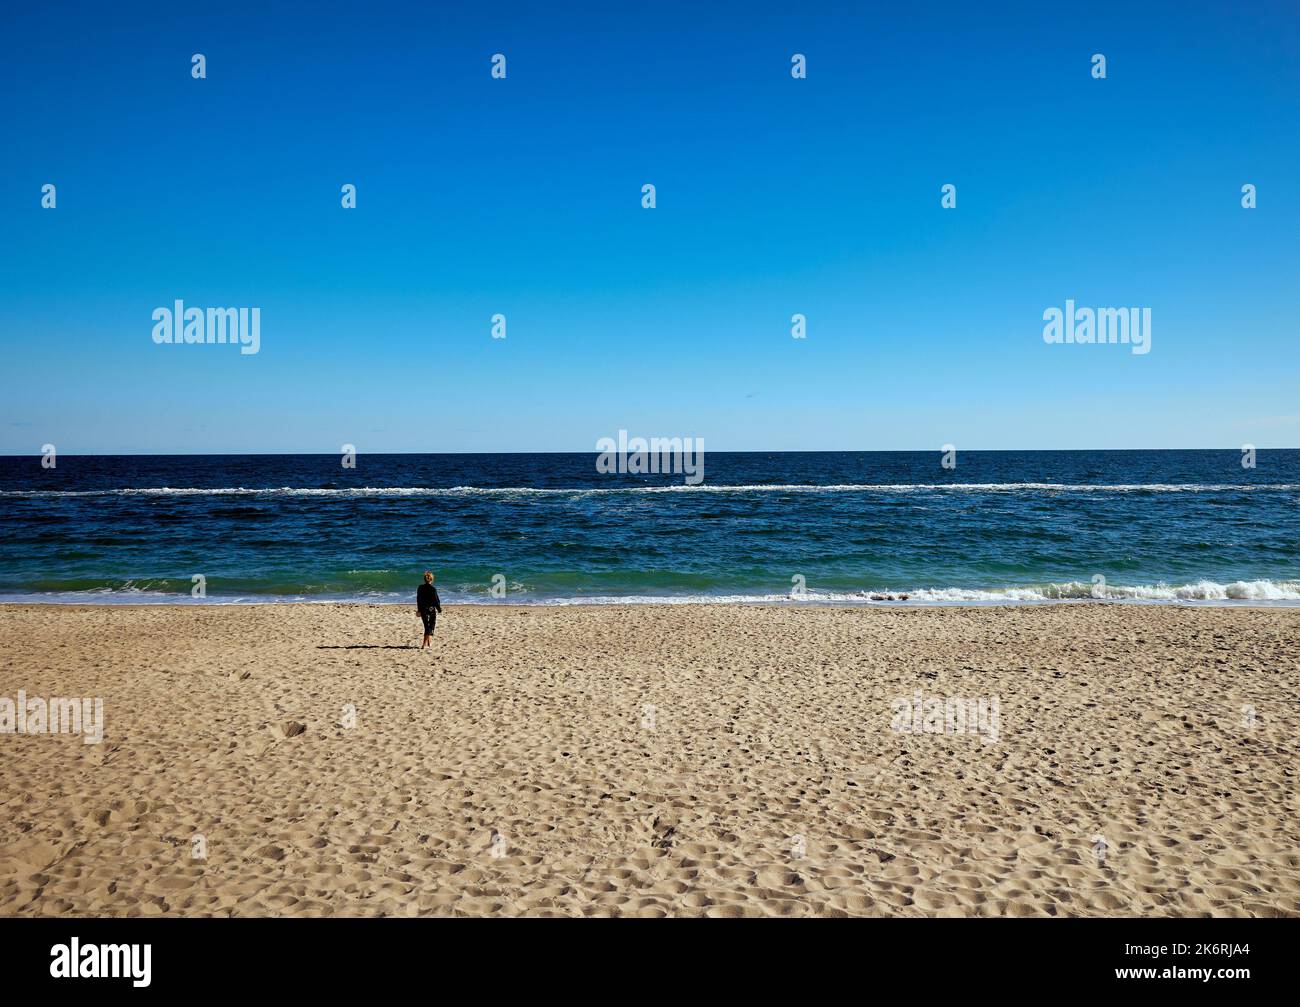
<box><xmin>4</xmin><ymin>446</ymin><xmax>1298</xmax><ymax>459</ymax></box>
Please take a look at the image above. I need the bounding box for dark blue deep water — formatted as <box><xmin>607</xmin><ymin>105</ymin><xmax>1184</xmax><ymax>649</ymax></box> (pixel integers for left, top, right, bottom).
<box><xmin>1</xmin><ymin>451</ymin><xmax>1297</xmax><ymax>604</ymax></box>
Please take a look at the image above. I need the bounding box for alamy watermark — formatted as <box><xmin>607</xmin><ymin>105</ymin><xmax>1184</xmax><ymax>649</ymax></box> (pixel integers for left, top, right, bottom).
<box><xmin>50</xmin><ymin>939</ymin><xmax>150</xmax><ymax>987</ymax></box>
<box><xmin>1042</xmin><ymin>300</ymin><xmax>1150</xmax><ymax>355</ymax></box>
<box><xmin>890</xmin><ymin>691</ymin><xmax>1000</xmax><ymax>746</ymax></box>
<box><xmin>152</xmin><ymin>300</ymin><xmax>261</xmax><ymax>355</ymax></box>
<box><xmin>1</xmin><ymin>691</ymin><xmax>104</xmax><ymax>744</ymax></box>
<box><xmin>595</xmin><ymin>429</ymin><xmax>704</xmax><ymax>485</ymax></box>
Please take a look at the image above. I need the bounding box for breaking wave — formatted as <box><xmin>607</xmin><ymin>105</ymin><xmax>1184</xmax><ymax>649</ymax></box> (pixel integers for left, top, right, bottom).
<box><xmin>4</xmin><ymin>579</ymin><xmax>1298</xmax><ymax>606</ymax></box>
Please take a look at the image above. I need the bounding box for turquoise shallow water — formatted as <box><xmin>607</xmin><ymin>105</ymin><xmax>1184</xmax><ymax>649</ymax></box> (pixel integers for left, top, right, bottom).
<box><xmin>0</xmin><ymin>450</ymin><xmax>1297</xmax><ymax>604</ymax></box>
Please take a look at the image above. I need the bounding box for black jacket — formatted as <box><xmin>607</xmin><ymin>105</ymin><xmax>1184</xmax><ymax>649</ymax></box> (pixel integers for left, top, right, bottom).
<box><xmin>417</xmin><ymin>583</ymin><xmax>441</xmax><ymax>614</ymax></box>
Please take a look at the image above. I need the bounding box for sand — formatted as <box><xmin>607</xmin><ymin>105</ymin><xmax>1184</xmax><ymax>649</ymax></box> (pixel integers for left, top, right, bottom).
<box><xmin>0</xmin><ymin>602</ymin><xmax>1297</xmax><ymax>917</ymax></box>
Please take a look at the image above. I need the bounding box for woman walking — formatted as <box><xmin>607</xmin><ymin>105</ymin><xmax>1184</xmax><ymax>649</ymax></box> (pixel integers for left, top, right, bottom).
<box><xmin>416</xmin><ymin>570</ymin><xmax>442</xmax><ymax>649</ymax></box>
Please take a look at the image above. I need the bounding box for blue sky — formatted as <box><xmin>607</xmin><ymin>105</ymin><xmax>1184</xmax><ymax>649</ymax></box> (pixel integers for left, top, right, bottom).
<box><xmin>2</xmin><ymin>0</ymin><xmax>1297</xmax><ymax>453</ymax></box>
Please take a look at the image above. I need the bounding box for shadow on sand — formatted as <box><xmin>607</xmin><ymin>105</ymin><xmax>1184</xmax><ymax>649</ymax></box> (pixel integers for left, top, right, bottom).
<box><xmin>316</xmin><ymin>644</ymin><xmax>419</xmax><ymax>650</ymax></box>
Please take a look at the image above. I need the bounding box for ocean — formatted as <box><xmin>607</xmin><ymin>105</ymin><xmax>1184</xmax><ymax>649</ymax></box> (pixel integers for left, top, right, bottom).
<box><xmin>1</xmin><ymin>450</ymin><xmax>1297</xmax><ymax>606</ymax></box>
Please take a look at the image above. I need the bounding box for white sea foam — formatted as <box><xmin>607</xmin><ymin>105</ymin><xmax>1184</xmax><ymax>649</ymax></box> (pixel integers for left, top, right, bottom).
<box><xmin>546</xmin><ymin>580</ymin><xmax>1300</xmax><ymax>604</ymax></box>
<box><xmin>896</xmin><ymin>579</ymin><xmax>1300</xmax><ymax>603</ymax></box>
<box><xmin>5</xmin><ymin>579</ymin><xmax>1299</xmax><ymax>606</ymax></box>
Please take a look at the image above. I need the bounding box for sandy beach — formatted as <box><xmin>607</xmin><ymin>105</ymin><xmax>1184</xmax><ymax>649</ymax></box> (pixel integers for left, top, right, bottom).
<box><xmin>1</xmin><ymin>602</ymin><xmax>1297</xmax><ymax>917</ymax></box>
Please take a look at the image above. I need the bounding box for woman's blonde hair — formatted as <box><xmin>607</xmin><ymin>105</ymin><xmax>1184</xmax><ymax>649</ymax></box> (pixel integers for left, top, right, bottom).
<box><xmin>423</xmin><ymin>570</ymin><xmax>434</xmax><ymax>584</ymax></box>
